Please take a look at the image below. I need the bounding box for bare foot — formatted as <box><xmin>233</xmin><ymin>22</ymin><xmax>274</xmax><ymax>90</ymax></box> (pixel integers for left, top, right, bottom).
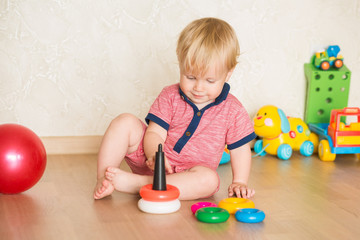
<box><xmin>93</xmin><ymin>177</ymin><xmax>115</xmax><ymax>199</ymax></box>
<box><xmin>105</xmin><ymin>167</ymin><xmax>151</xmax><ymax>194</ymax></box>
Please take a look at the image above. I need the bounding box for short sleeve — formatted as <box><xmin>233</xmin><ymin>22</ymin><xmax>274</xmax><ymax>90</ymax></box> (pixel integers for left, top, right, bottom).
<box><xmin>145</xmin><ymin>86</ymin><xmax>174</xmax><ymax>131</ymax></box>
<box><xmin>226</xmin><ymin>102</ymin><xmax>256</xmax><ymax>150</ymax></box>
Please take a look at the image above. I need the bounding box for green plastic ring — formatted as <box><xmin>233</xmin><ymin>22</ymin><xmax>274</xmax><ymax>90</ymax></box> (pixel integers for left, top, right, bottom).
<box><xmin>195</xmin><ymin>207</ymin><xmax>230</xmax><ymax>223</ymax></box>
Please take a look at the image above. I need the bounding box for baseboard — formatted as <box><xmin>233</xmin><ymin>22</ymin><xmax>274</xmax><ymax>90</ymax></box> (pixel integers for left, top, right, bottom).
<box><xmin>40</xmin><ymin>135</ymin><xmax>103</xmax><ymax>155</ymax></box>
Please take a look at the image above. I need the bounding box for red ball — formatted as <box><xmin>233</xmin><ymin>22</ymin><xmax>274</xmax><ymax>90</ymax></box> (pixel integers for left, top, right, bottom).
<box><xmin>0</xmin><ymin>124</ymin><xmax>47</xmax><ymax>194</ymax></box>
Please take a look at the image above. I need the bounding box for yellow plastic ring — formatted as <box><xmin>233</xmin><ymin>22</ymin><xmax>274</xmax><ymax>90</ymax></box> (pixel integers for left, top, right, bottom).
<box><xmin>218</xmin><ymin>198</ymin><xmax>255</xmax><ymax>214</ymax></box>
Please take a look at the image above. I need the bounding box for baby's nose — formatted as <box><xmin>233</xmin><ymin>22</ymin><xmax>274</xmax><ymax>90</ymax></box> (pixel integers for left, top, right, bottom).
<box><xmin>194</xmin><ymin>81</ymin><xmax>204</xmax><ymax>91</ymax></box>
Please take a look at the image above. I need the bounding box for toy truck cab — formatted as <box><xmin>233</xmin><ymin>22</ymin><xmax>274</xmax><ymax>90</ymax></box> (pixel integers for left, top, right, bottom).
<box><xmin>328</xmin><ymin>108</ymin><xmax>360</xmax><ymax>147</ymax></box>
<box><xmin>309</xmin><ymin>107</ymin><xmax>360</xmax><ymax>161</ymax></box>
<box><xmin>313</xmin><ymin>45</ymin><xmax>344</xmax><ymax>71</ymax></box>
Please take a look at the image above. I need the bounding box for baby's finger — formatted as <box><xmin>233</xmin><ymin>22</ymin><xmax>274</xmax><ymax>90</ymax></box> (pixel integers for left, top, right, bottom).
<box><xmin>248</xmin><ymin>189</ymin><xmax>255</xmax><ymax>198</ymax></box>
<box><xmin>240</xmin><ymin>187</ymin><xmax>248</xmax><ymax>199</ymax></box>
<box><xmin>165</xmin><ymin>160</ymin><xmax>173</xmax><ymax>174</ymax></box>
<box><xmin>228</xmin><ymin>186</ymin><xmax>234</xmax><ymax>197</ymax></box>
<box><xmin>234</xmin><ymin>187</ymin><xmax>241</xmax><ymax>198</ymax></box>
<box><xmin>146</xmin><ymin>160</ymin><xmax>154</xmax><ymax>170</ymax></box>
<box><xmin>243</xmin><ymin>188</ymin><xmax>254</xmax><ymax>199</ymax></box>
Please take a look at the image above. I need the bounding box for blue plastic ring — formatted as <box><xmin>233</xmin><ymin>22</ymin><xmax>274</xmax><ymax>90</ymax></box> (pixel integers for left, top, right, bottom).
<box><xmin>235</xmin><ymin>208</ymin><xmax>265</xmax><ymax>223</ymax></box>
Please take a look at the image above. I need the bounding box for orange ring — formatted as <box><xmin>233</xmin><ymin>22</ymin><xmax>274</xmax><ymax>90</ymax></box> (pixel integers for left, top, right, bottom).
<box><xmin>218</xmin><ymin>198</ymin><xmax>255</xmax><ymax>214</ymax></box>
<box><xmin>139</xmin><ymin>184</ymin><xmax>180</xmax><ymax>202</ymax></box>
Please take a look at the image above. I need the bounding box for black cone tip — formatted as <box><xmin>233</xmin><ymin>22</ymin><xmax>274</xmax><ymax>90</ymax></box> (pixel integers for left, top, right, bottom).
<box><xmin>152</xmin><ymin>143</ymin><xmax>167</xmax><ymax>191</ymax></box>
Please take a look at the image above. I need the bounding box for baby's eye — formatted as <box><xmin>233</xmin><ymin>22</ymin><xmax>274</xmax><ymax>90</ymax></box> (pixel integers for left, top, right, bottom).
<box><xmin>186</xmin><ymin>75</ymin><xmax>195</xmax><ymax>80</ymax></box>
<box><xmin>207</xmin><ymin>79</ymin><xmax>216</xmax><ymax>83</ymax></box>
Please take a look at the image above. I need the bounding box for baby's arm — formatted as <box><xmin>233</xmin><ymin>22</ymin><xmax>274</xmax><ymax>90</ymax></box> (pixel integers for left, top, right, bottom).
<box><xmin>228</xmin><ymin>142</ymin><xmax>255</xmax><ymax>198</ymax></box>
<box><xmin>143</xmin><ymin>121</ymin><xmax>173</xmax><ymax>173</ymax></box>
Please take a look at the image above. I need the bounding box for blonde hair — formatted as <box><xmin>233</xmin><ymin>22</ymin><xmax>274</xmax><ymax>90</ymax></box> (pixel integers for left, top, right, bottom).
<box><xmin>176</xmin><ymin>18</ymin><xmax>240</xmax><ymax>76</ymax></box>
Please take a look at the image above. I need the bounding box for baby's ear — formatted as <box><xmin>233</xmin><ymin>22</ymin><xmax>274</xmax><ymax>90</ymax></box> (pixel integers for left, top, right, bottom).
<box><xmin>225</xmin><ymin>68</ymin><xmax>235</xmax><ymax>82</ymax></box>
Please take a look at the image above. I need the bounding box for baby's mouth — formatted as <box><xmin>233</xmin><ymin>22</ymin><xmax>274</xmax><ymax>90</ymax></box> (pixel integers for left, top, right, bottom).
<box><xmin>192</xmin><ymin>93</ymin><xmax>204</xmax><ymax>99</ymax></box>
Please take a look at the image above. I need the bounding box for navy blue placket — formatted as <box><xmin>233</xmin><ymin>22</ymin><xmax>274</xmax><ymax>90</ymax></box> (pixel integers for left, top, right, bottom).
<box><xmin>173</xmin><ymin>83</ymin><xmax>230</xmax><ymax>154</ymax></box>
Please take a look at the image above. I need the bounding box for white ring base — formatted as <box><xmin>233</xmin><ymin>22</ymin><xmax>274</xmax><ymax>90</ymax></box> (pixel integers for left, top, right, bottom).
<box><xmin>138</xmin><ymin>198</ymin><xmax>181</xmax><ymax>214</ymax></box>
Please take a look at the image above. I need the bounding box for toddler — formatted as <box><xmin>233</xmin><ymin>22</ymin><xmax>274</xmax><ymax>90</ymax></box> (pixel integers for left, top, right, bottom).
<box><xmin>94</xmin><ymin>17</ymin><xmax>256</xmax><ymax>200</ymax></box>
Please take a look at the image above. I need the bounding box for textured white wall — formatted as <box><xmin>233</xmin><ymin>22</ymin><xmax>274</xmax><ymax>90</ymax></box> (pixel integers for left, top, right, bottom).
<box><xmin>1</xmin><ymin>0</ymin><xmax>359</xmax><ymax>136</ymax></box>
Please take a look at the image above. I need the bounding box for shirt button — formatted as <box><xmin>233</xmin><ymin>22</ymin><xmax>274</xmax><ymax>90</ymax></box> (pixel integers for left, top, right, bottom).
<box><xmin>186</xmin><ymin>131</ymin><xmax>191</xmax><ymax>136</ymax></box>
<box><xmin>197</xmin><ymin>111</ymin><xmax>201</xmax><ymax>116</ymax></box>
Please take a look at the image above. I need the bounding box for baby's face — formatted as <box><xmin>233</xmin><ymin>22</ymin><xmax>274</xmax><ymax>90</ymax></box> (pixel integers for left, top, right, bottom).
<box><xmin>179</xmin><ymin>65</ymin><xmax>233</xmax><ymax>109</ymax></box>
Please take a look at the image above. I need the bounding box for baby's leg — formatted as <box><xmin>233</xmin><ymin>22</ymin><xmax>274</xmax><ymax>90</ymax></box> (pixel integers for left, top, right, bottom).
<box><xmin>105</xmin><ymin>165</ymin><xmax>219</xmax><ymax>200</ymax></box>
<box><xmin>93</xmin><ymin>113</ymin><xmax>144</xmax><ymax>199</ymax></box>
<box><xmin>165</xmin><ymin>166</ymin><xmax>220</xmax><ymax>200</ymax></box>
<box><xmin>105</xmin><ymin>167</ymin><xmax>152</xmax><ymax>194</ymax></box>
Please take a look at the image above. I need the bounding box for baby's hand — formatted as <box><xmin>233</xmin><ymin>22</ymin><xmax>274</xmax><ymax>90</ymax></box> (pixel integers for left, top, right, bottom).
<box><xmin>228</xmin><ymin>182</ymin><xmax>255</xmax><ymax>199</ymax></box>
<box><xmin>146</xmin><ymin>156</ymin><xmax>173</xmax><ymax>174</ymax></box>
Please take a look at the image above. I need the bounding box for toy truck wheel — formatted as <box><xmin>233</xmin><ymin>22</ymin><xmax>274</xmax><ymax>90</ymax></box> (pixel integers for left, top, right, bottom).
<box><xmin>334</xmin><ymin>59</ymin><xmax>343</xmax><ymax>69</ymax></box>
<box><xmin>277</xmin><ymin>144</ymin><xmax>292</xmax><ymax>160</ymax></box>
<box><xmin>300</xmin><ymin>141</ymin><xmax>314</xmax><ymax>157</ymax></box>
<box><xmin>320</xmin><ymin>61</ymin><xmax>330</xmax><ymax>70</ymax></box>
<box><xmin>254</xmin><ymin>140</ymin><xmax>266</xmax><ymax>156</ymax></box>
<box><xmin>318</xmin><ymin>140</ymin><xmax>336</xmax><ymax>161</ymax></box>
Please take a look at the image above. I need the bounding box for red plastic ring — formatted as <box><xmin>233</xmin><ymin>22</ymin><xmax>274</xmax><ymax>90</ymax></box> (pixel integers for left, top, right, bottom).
<box><xmin>140</xmin><ymin>184</ymin><xmax>180</xmax><ymax>202</ymax></box>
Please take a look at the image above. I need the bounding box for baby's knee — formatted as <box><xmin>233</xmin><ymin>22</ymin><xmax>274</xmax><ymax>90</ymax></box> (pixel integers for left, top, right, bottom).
<box><xmin>193</xmin><ymin>166</ymin><xmax>220</xmax><ymax>193</ymax></box>
<box><xmin>110</xmin><ymin>113</ymin><xmax>141</xmax><ymax>129</ymax></box>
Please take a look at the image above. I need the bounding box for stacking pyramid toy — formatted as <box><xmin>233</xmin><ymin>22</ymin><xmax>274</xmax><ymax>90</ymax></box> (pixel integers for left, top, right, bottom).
<box><xmin>138</xmin><ymin>144</ymin><xmax>181</xmax><ymax>214</ymax></box>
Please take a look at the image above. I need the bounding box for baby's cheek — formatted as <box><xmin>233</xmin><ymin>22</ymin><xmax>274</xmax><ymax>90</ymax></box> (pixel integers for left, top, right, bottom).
<box><xmin>264</xmin><ymin>118</ymin><xmax>273</xmax><ymax>126</ymax></box>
